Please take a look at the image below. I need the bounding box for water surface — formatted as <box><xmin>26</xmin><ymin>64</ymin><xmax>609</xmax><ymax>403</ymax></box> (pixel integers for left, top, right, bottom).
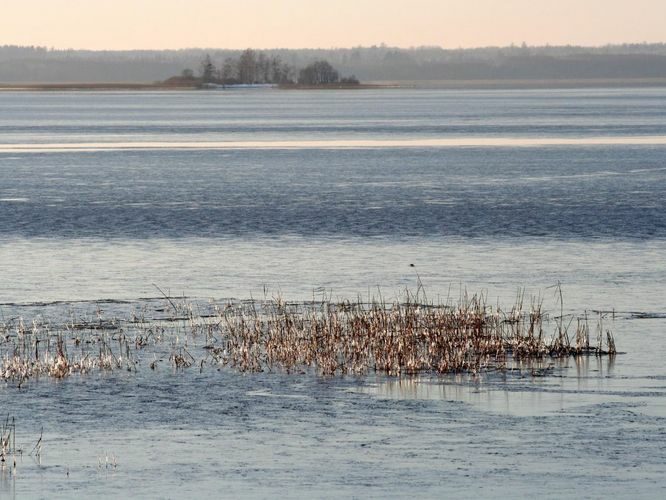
<box><xmin>1</xmin><ymin>88</ymin><xmax>665</xmax><ymax>498</ymax></box>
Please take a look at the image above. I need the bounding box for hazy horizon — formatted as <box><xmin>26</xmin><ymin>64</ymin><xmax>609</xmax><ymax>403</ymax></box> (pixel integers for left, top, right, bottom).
<box><xmin>4</xmin><ymin>41</ymin><xmax>666</xmax><ymax>53</ymax></box>
<box><xmin>2</xmin><ymin>0</ymin><xmax>665</xmax><ymax>51</ymax></box>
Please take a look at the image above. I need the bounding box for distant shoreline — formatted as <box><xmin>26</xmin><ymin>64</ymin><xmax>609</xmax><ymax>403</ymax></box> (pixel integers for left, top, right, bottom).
<box><xmin>277</xmin><ymin>83</ymin><xmax>396</xmax><ymax>90</ymax></box>
<box><xmin>0</xmin><ymin>82</ymin><xmax>394</xmax><ymax>91</ymax></box>
<box><xmin>397</xmin><ymin>77</ymin><xmax>666</xmax><ymax>89</ymax></box>
<box><xmin>0</xmin><ymin>82</ymin><xmax>196</xmax><ymax>91</ymax></box>
<box><xmin>2</xmin><ymin>78</ymin><xmax>666</xmax><ymax>91</ymax></box>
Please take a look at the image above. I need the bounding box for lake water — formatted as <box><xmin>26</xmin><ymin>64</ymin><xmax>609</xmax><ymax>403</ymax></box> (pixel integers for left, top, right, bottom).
<box><xmin>1</xmin><ymin>88</ymin><xmax>665</xmax><ymax>498</ymax></box>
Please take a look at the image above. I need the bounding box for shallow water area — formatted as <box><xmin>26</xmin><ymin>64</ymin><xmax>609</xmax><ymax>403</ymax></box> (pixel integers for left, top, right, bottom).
<box><xmin>1</xmin><ymin>88</ymin><xmax>666</xmax><ymax>497</ymax></box>
<box><xmin>1</xmin><ymin>295</ymin><xmax>665</xmax><ymax>498</ymax></box>
<box><xmin>3</xmin><ymin>353</ymin><xmax>666</xmax><ymax>498</ymax></box>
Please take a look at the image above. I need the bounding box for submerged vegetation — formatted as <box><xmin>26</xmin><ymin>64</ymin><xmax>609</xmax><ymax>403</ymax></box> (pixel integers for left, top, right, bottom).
<box><xmin>0</xmin><ymin>288</ymin><xmax>616</xmax><ymax>385</ymax></box>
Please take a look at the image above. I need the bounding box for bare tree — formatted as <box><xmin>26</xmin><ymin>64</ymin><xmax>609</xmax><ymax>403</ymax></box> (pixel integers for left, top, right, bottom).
<box><xmin>270</xmin><ymin>56</ymin><xmax>283</xmax><ymax>83</ymax></box>
<box><xmin>269</xmin><ymin>56</ymin><xmax>295</xmax><ymax>83</ymax></box>
<box><xmin>257</xmin><ymin>53</ymin><xmax>270</xmax><ymax>83</ymax></box>
<box><xmin>220</xmin><ymin>57</ymin><xmax>237</xmax><ymax>83</ymax></box>
<box><xmin>281</xmin><ymin>63</ymin><xmax>295</xmax><ymax>83</ymax></box>
<box><xmin>199</xmin><ymin>54</ymin><xmax>216</xmax><ymax>83</ymax></box>
<box><xmin>237</xmin><ymin>49</ymin><xmax>257</xmax><ymax>84</ymax></box>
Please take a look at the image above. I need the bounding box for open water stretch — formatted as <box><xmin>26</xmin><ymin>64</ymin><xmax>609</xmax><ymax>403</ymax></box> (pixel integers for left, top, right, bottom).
<box><xmin>0</xmin><ymin>88</ymin><xmax>665</xmax><ymax>498</ymax></box>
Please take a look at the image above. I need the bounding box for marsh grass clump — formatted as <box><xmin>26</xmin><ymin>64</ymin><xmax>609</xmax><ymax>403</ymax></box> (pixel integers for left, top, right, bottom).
<box><xmin>0</xmin><ymin>316</ymin><xmax>138</xmax><ymax>385</ymax></box>
<box><xmin>218</xmin><ymin>292</ymin><xmax>616</xmax><ymax>376</ymax></box>
<box><xmin>0</xmin><ymin>289</ymin><xmax>617</xmax><ymax>383</ymax></box>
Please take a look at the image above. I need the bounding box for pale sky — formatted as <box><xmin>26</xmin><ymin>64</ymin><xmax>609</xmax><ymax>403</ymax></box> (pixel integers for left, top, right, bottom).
<box><xmin>1</xmin><ymin>0</ymin><xmax>665</xmax><ymax>50</ymax></box>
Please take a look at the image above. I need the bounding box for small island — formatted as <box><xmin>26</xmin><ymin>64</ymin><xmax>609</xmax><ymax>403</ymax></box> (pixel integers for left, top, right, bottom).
<box><xmin>164</xmin><ymin>49</ymin><xmax>368</xmax><ymax>89</ymax></box>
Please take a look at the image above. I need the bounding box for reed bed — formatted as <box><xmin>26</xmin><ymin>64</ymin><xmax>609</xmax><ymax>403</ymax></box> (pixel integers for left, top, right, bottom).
<box><xmin>0</xmin><ymin>290</ymin><xmax>616</xmax><ymax>383</ymax></box>
<box><xmin>219</xmin><ymin>292</ymin><xmax>616</xmax><ymax>376</ymax></box>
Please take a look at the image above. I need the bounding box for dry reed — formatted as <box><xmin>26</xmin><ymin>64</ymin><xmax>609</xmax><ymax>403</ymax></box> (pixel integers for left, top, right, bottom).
<box><xmin>0</xmin><ymin>289</ymin><xmax>617</xmax><ymax>382</ymax></box>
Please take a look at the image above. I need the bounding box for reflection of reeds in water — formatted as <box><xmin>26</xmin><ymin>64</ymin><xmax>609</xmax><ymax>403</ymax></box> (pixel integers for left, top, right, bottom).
<box><xmin>0</xmin><ymin>290</ymin><xmax>616</xmax><ymax>382</ymax></box>
<box><xmin>0</xmin><ymin>417</ymin><xmax>17</xmax><ymax>472</ymax></box>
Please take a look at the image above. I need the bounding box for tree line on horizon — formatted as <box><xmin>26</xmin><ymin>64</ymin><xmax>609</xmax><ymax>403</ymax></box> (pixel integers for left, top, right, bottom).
<box><xmin>174</xmin><ymin>49</ymin><xmax>359</xmax><ymax>86</ymax></box>
<box><xmin>3</xmin><ymin>43</ymin><xmax>666</xmax><ymax>83</ymax></box>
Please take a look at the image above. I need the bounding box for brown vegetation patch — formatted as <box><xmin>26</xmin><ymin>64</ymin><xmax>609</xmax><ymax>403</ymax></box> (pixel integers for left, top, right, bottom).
<box><xmin>0</xmin><ymin>289</ymin><xmax>616</xmax><ymax>384</ymax></box>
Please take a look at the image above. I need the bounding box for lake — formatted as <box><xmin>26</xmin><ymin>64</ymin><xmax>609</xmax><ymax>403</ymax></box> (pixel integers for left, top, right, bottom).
<box><xmin>1</xmin><ymin>88</ymin><xmax>665</xmax><ymax>498</ymax></box>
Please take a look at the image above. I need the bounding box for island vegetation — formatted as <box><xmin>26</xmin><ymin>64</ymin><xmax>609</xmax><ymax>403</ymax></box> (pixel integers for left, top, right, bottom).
<box><xmin>164</xmin><ymin>49</ymin><xmax>360</xmax><ymax>88</ymax></box>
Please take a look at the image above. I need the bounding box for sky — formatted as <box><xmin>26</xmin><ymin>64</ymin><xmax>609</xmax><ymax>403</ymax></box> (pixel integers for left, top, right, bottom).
<box><xmin>1</xmin><ymin>0</ymin><xmax>665</xmax><ymax>50</ymax></box>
